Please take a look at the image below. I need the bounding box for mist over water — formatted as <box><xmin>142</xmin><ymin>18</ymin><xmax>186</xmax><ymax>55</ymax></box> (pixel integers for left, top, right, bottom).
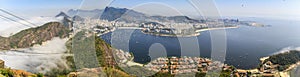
<box><xmin>272</xmin><ymin>46</ymin><xmax>300</xmax><ymax>55</ymax></box>
<box><xmin>0</xmin><ymin>37</ymin><xmax>69</xmax><ymax>73</ymax></box>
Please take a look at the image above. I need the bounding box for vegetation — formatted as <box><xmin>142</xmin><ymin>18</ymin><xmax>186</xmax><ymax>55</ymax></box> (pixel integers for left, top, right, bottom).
<box><xmin>71</xmin><ymin>31</ymin><xmax>99</xmax><ymax>68</ymax></box>
<box><xmin>44</xmin><ymin>69</ymin><xmax>74</xmax><ymax>77</ymax></box>
<box><xmin>265</xmin><ymin>50</ymin><xmax>300</xmax><ymax>71</ymax></box>
<box><xmin>66</xmin><ymin>56</ymin><xmax>76</xmax><ymax>69</ymax></box>
<box><xmin>65</xmin><ymin>31</ymin><xmax>238</xmax><ymax>77</ymax></box>
<box><xmin>219</xmin><ymin>70</ymin><xmax>232</xmax><ymax>77</ymax></box>
<box><xmin>65</xmin><ymin>31</ymin><xmax>133</xmax><ymax>76</ymax></box>
<box><xmin>0</xmin><ymin>68</ymin><xmax>39</xmax><ymax>77</ymax></box>
<box><xmin>95</xmin><ymin>36</ymin><xmax>112</xmax><ymax>67</ymax></box>
<box><xmin>266</xmin><ymin>50</ymin><xmax>300</xmax><ymax>65</ymax></box>
<box><xmin>0</xmin><ymin>22</ymin><xmax>71</xmax><ymax>50</ymax></box>
<box><xmin>150</xmin><ymin>72</ymin><xmax>173</xmax><ymax>77</ymax></box>
<box><xmin>195</xmin><ymin>72</ymin><xmax>206</xmax><ymax>77</ymax></box>
<box><xmin>103</xmin><ymin>67</ymin><xmax>133</xmax><ymax>77</ymax></box>
<box><xmin>194</xmin><ymin>70</ymin><xmax>232</xmax><ymax>77</ymax></box>
<box><xmin>0</xmin><ymin>68</ymin><xmax>14</xmax><ymax>77</ymax></box>
<box><xmin>121</xmin><ymin>65</ymin><xmax>156</xmax><ymax>77</ymax></box>
<box><xmin>36</xmin><ymin>73</ymin><xmax>44</xmax><ymax>77</ymax></box>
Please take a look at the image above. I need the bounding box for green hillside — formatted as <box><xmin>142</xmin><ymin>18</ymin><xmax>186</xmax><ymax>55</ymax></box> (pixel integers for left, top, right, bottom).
<box><xmin>0</xmin><ymin>22</ymin><xmax>70</xmax><ymax>50</ymax></box>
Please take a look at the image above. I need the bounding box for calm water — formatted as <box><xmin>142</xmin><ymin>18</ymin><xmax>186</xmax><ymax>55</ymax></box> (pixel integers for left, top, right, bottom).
<box><xmin>101</xmin><ymin>18</ymin><xmax>300</xmax><ymax>69</ymax></box>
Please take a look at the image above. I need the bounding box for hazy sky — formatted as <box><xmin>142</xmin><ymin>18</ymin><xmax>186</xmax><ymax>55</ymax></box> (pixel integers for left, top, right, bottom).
<box><xmin>1</xmin><ymin>0</ymin><xmax>299</xmax><ymax>36</ymax></box>
<box><xmin>0</xmin><ymin>0</ymin><xmax>299</xmax><ymax>18</ymax></box>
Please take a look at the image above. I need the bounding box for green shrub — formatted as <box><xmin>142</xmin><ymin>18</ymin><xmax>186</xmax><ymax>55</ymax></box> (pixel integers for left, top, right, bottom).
<box><xmin>0</xmin><ymin>68</ymin><xmax>14</xmax><ymax>77</ymax></box>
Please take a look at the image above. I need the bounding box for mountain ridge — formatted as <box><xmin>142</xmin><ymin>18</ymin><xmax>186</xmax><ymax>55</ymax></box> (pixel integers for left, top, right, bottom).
<box><xmin>67</xmin><ymin>7</ymin><xmax>200</xmax><ymax>23</ymax></box>
<box><xmin>0</xmin><ymin>22</ymin><xmax>70</xmax><ymax>50</ymax></box>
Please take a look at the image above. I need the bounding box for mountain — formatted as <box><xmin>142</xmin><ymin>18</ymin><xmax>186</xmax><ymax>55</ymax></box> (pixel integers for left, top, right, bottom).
<box><xmin>68</xmin><ymin>7</ymin><xmax>144</xmax><ymax>21</ymax></box>
<box><xmin>67</xmin><ymin>9</ymin><xmax>103</xmax><ymax>18</ymax></box>
<box><xmin>100</xmin><ymin>7</ymin><xmax>149</xmax><ymax>23</ymax></box>
<box><xmin>100</xmin><ymin>7</ymin><xmax>129</xmax><ymax>21</ymax></box>
<box><xmin>67</xmin><ymin>7</ymin><xmax>200</xmax><ymax>23</ymax></box>
<box><xmin>55</xmin><ymin>12</ymin><xmax>70</xmax><ymax>18</ymax></box>
<box><xmin>149</xmin><ymin>16</ymin><xmax>200</xmax><ymax>23</ymax></box>
<box><xmin>0</xmin><ymin>22</ymin><xmax>70</xmax><ymax>50</ymax></box>
<box><xmin>66</xmin><ymin>33</ymin><xmax>139</xmax><ymax>77</ymax></box>
<box><xmin>72</xmin><ymin>15</ymin><xmax>84</xmax><ymax>21</ymax></box>
<box><xmin>143</xmin><ymin>22</ymin><xmax>165</xmax><ymax>26</ymax></box>
<box><xmin>100</xmin><ymin>7</ymin><xmax>199</xmax><ymax>23</ymax></box>
<box><xmin>54</xmin><ymin>11</ymin><xmax>73</xmax><ymax>29</ymax></box>
<box><xmin>167</xmin><ymin>16</ymin><xmax>199</xmax><ymax>23</ymax></box>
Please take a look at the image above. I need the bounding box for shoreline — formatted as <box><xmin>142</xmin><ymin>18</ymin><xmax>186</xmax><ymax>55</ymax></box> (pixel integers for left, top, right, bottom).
<box><xmin>97</xmin><ymin>26</ymin><xmax>300</xmax><ymax>76</ymax></box>
<box><xmin>141</xmin><ymin>31</ymin><xmax>201</xmax><ymax>37</ymax></box>
<box><xmin>242</xmin><ymin>56</ymin><xmax>300</xmax><ymax>77</ymax></box>
<box><xmin>123</xmin><ymin>53</ymin><xmax>297</xmax><ymax>77</ymax></box>
<box><xmin>141</xmin><ymin>26</ymin><xmax>239</xmax><ymax>37</ymax></box>
<box><xmin>195</xmin><ymin>26</ymin><xmax>238</xmax><ymax>33</ymax></box>
<box><xmin>96</xmin><ymin>26</ymin><xmax>239</xmax><ymax>37</ymax></box>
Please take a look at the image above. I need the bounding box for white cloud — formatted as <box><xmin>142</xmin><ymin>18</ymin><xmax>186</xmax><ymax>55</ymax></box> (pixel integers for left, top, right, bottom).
<box><xmin>272</xmin><ymin>46</ymin><xmax>300</xmax><ymax>55</ymax></box>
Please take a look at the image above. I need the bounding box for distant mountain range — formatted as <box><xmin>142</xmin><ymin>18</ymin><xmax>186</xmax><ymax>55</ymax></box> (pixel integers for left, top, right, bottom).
<box><xmin>68</xmin><ymin>9</ymin><xmax>102</xmax><ymax>18</ymax></box>
<box><xmin>67</xmin><ymin>7</ymin><xmax>200</xmax><ymax>23</ymax></box>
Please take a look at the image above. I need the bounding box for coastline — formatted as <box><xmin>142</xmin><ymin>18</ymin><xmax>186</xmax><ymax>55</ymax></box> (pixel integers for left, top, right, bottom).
<box><xmin>141</xmin><ymin>31</ymin><xmax>201</xmax><ymax>37</ymax></box>
<box><xmin>247</xmin><ymin>56</ymin><xmax>300</xmax><ymax>77</ymax></box>
<box><xmin>96</xmin><ymin>26</ymin><xmax>239</xmax><ymax>37</ymax></box>
<box><xmin>125</xmin><ymin>53</ymin><xmax>143</xmax><ymax>67</ymax></box>
<box><xmin>195</xmin><ymin>26</ymin><xmax>239</xmax><ymax>33</ymax></box>
<box><xmin>141</xmin><ymin>26</ymin><xmax>239</xmax><ymax>37</ymax></box>
<box><xmin>97</xmin><ymin>25</ymin><xmax>300</xmax><ymax>76</ymax></box>
<box><xmin>121</xmin><ymin>51</ymin><xmax>297</xmax><ymax>77</ymax></box>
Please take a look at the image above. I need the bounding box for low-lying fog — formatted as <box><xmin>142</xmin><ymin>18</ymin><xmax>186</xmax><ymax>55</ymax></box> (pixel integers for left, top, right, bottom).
<box><xmin>0</xmin><ymin>37</ymin><xmax>70</xmax><ymax>73</ymax></box>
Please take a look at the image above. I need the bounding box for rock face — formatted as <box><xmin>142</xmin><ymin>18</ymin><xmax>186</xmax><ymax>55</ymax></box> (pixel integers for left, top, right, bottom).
<box><xmin>0</xmin><ymin>22</ymin><xmax>70</xmax><ymax>50</ymax></box>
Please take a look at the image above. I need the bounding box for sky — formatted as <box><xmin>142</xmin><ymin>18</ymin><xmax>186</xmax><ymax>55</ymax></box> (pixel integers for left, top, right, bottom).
<box><xmin>0</xmin><ymin>0</ymin><xmax>299</xmax><ymax>18</ymax></box>
<box><xmin>0</xmin><ymin>0</ymin><xmax>299</xmax><ymax>37</ymax></box>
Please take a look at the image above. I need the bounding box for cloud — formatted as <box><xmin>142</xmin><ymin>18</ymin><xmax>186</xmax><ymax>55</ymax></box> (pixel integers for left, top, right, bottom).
<box><xmin>272</xmin><ymin>46</ymin><xmax>300</xmax><ymax>55</ymax></box>
<box><xmin>0</xmin><ymin>37</ymin><xmax>69</xmax><ymax>73</ymax></box>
